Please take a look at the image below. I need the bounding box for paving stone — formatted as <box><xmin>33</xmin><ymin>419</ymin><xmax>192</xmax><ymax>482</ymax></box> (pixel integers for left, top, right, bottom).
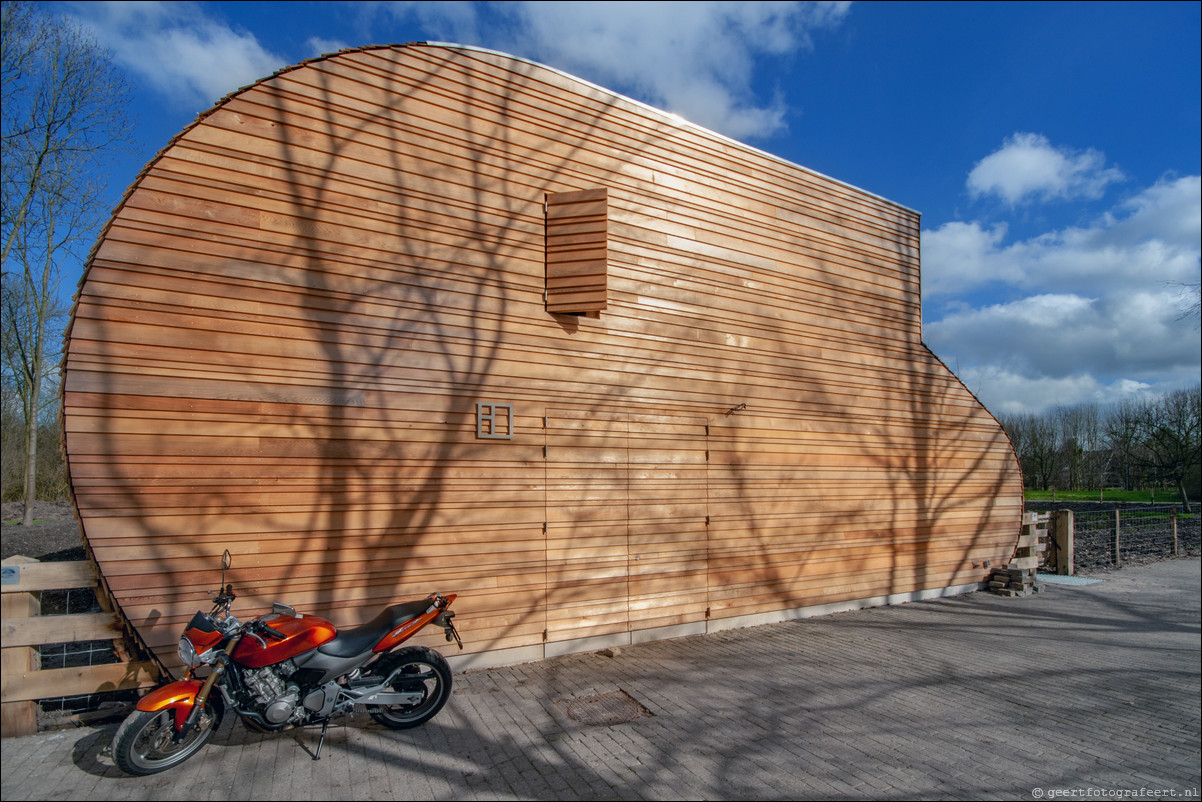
<box><xmin>2</xmin><ymin>557</ymin><xmax>1198</xmax><ymax>801</ymax></box>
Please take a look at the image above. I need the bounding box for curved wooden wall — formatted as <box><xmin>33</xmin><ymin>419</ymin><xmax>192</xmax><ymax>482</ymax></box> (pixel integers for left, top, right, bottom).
<box><xmin>63</xmin><ymin>44</ymin><xmax>1022</xmax><ymax>669</ymax></box>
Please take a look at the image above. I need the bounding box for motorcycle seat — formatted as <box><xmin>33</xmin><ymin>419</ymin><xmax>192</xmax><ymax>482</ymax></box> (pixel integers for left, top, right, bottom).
<box><xmin>317</xmin><ymin>600</ymin><xmax>430</xmax><ymax>658</ymax></box>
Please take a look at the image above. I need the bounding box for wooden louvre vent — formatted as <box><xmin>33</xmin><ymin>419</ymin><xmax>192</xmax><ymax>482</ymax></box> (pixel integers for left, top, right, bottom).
<box><xmin>545</xmin><ymin>188</ymin><xmax>608</xmax><ymax>315</ymax></box>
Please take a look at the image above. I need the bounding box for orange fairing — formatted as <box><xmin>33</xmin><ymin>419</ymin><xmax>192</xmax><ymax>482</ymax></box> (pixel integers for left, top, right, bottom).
<box><xmin>230</xmin><ymin>615</ymin><xmax>336</xmax><ymax>668</ymax></box>
<box><xmin>182</xmin><ymin>611</ymin><xmax>223</xmax><ymax>652</ymax></box>
<box><xmin>136</xmin><ymin>679</ymin><xmax>203</xmax><ymax>729</ymax></box>
<box><xmin>374</xmin><ymin>594</ymin><xmax>457</xmax><ymax>653</ymax></box>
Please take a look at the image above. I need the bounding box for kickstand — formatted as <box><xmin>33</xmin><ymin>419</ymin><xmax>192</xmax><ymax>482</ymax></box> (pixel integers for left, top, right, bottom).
<box><xmin>312</xmin><ymin>719</ymin><xmax>330</xmax><ymax>761</ymax></box>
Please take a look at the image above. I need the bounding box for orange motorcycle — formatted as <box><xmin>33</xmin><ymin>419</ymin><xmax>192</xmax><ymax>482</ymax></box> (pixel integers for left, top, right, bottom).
<box><xmin>112</xmin><ymin>551</ymin><xmax>461</xmax><ymax>775</ymax></box>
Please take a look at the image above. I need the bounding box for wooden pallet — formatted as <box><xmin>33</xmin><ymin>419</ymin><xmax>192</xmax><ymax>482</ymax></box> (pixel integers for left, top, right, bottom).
<box><xmin>1</xmin><ymin>557</ymin><xmax>159</xmax><ymax>738</ymax></box>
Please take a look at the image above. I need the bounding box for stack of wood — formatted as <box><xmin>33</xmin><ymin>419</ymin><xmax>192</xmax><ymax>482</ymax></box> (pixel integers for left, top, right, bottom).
<box><xmin>989</xmin><ymin>513</ymin><xmax>1048</xmax><ymax>596</ymax></box>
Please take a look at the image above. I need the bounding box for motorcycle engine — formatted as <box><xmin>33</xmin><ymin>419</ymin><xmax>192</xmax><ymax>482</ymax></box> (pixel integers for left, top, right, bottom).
<box><xmin>241</xmin><ymin>660</ymin><xmax>302</xmax><ymax>725</ymax></box>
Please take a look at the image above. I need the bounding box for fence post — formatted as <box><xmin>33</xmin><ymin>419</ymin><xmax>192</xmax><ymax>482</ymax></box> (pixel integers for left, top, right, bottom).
<box><xmin>1171</xmin><ymin>507</ymin><xmax>1179</xmax><ymax>556</ymax></box>
<box><xmin>1113</xmin><ymin>508</ymin><xmax>1122</xmax><ymax>567</ymax></box>
<box><xmin>1054</xmin><ymin>509</ymin><xmax>1075</xmax><ymax>575</ymax></box>
<box><xmin>1</xmin><ymin>557</ymin><xmax>41</xmax><ymax>738</ymax></box>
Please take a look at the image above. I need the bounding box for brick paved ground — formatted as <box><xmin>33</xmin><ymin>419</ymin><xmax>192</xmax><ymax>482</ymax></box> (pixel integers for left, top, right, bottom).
<box><xmin>3</xmin><ymin>557</ymin><xmax>1198</xmax><ymax>801</ymax></box>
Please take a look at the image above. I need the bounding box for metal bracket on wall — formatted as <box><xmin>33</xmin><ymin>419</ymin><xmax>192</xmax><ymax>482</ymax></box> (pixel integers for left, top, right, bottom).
<box><xmin>476</xmin><ymin>402</ymin><xmax>515</xmax><ymax>440</ymax></box>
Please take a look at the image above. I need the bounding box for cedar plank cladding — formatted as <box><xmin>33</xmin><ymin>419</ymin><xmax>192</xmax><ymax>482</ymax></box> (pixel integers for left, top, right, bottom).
<box><xmin>62</xmin><ymin>43</ymin><xmax>1022</xmax><ymax>669</ymax></box>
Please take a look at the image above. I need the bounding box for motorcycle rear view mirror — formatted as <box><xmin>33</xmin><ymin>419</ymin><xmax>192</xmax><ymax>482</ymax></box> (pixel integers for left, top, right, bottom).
<box><xmin>220</xmin><ymin>549</ymin><xmax>232</xmax><ymax>592</ymax></box>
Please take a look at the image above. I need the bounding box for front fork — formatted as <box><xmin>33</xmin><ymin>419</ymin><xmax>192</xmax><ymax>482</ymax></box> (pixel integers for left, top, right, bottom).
<box><xmin>137</xmin><ymin>659</ymin><xmax>226</xmax><ymax>740</ymax></box>
<box><xmin>174</xmin><ymin>656</ymin><xmax>225</xmax><ymax>741</ymax></box>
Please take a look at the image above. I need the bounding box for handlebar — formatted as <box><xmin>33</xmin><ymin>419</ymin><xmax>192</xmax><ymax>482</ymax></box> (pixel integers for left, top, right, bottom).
<box><xmin>260</xmin><ymin>622</ymin><xmax>286</xmax><ymax>639</ymax></box>
<box><xmin>209</xmin><ymin>584</ymin><xmax>236</xmax><ymax>608</ymax></box>
<box><xmin>246</xmin><ymin>619</ymin><xmax>286</xmax><ymax>639</ymax></box>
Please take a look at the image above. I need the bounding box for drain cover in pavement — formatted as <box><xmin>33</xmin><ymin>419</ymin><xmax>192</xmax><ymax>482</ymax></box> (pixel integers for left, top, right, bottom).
<box><xmin>559</xmin><ymin>690</ymin><xmax>652</xmax><ymax>726</ymax></box>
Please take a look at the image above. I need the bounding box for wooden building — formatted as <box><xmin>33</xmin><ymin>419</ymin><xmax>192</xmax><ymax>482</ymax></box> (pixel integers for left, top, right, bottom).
<box><xmin>62</xmin><ymin>43</ymin><xmax>1023</xmax><ymax>670</ymax></box>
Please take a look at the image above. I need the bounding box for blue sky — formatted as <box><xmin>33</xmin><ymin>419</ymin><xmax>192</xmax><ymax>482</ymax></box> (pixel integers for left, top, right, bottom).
<box><xmin>58</xmin><ymin>0</ymin><xmax>1201</xmax><ymax>417</ymax></box>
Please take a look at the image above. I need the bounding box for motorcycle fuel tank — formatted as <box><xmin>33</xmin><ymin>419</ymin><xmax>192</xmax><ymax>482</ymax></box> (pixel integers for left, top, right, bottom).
<box><xmin>232</xmin><ymin>614</ymin><xmax>336</xmax><ymax>668</ymax></box>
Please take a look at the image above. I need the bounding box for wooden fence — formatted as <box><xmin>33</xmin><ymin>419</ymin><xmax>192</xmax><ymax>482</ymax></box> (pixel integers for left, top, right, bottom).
<box><xmin>1</xmin><ymin>557</ymin><xmax>159</xmax><ymax>738</ymax></box>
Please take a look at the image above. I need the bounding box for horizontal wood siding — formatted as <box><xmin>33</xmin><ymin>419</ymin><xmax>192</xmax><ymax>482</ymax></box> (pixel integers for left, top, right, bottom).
<box><xmin>63</xmin><ymin>44</ymin><xmax>1021</xmax><ymax>669</ymax></box>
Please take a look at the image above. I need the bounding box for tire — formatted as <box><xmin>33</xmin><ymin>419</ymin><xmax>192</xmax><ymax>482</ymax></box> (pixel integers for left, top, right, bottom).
<box><xmin>366</xmin><ymin>646</ymin><xmax>452</xmax><ymax>729</ymax></box>
<box><xmin>112</xmin><ymin>702</ymin><xmax>221</xmax><ymax>776</ymax></box>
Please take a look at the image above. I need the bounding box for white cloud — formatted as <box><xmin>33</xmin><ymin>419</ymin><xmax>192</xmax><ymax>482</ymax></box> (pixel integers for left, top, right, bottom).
<box><xmin>1100</xmin><ymin>174</ymin><xmax>1202</xmax><ymax>248</ymax></box>
<box><xmin>923</xmin><ymin>175</ymin><xmax>1202</xmax><ymax>298</ymax></box>
<box><xmin>306</xmin><ymin>37</ymin><xmax>350</xmax><ymax>58</ymax></box>
<box><xmin>924</xmin><ymin>170</ymin><xmax>1200</xmax><ymax>416</ymax></box>
<box><xmin>67</xmin><ymin>1</ymin><xmax>288</xmax><ymax>108</ymax></box>
<box><xmin>967</xmin><ymin>132</ymin><xmax>1125</xmax><ymax>206</ymax></box>
<box><xmin>954</xmin><ymin>366</ymin><xmax>1156</xmax><ymax>418</ymax></box>
<box><xmin>920</xmin><ymin>221</ymin><xmax>1014</xmax><ymax>296</ymax></box>
<box><xmin>384</xmin><ymin>1</ymin><xmax>851</xmax><ymax>140</ymax></box>
<box><xmin>390</xmin><ymin>0</ymin><xmax>484</xmax><ymax>44</ymax></box>
<box><xmin>74</xmin><ymin>1</ymin><xmax>850</xmax><ymax>138</ymax></box>
<box><xmin>926</xmin><ymin>289</ymin><xmax>1198</xmax><ymax>382</ymax></box>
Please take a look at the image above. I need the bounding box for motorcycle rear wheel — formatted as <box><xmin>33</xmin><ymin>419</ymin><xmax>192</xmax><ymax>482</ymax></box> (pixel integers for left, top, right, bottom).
<box><xmin>366</xmin><ymin>646</ymin><xmax>452</xmax><ymax>729</ymax></box>
<box><xmin>112</xmin><ymin>702</ymin><xmax>220</xmax><ymax>776</ymax></box>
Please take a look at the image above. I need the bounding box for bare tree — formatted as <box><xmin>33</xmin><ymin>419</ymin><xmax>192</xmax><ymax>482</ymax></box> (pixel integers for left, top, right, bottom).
<box><xmin>1170</xmin><ymin>278</ymin><xmax>1201</xmax><ymax>328</ymax></box>
<box><xmin>1026</xmin><ymin>411</ymin><xmax>1060</xmax><ymax>491</ymax></box>
<box><xmin>1077</xmin><ymin>403</ymin><xmax>1107</xmax><ymax>490</ymax></box>
<box><xmin>1104</xmin><ymin>398</ymin><xmax>1146</xmax><ymax>491</ymax></box>
<box><xmin>1</xmin><ymin>2</ymin><xmax>132</xmax><ymax>524</ymax></box>
<box><xmin>1000</xmin><ymin>411</ymin><xmax>1060</xmax><ymax>491</ymax></box>
<box><xmin>1053</xmin><ymin>404</ymin><xmax>1106</xmax><ymax>491</ymax></box>
<box><xmin>1136</xmin><ymin>385</ymin><xmax>1201</xmax><ymax>513</ymax></box>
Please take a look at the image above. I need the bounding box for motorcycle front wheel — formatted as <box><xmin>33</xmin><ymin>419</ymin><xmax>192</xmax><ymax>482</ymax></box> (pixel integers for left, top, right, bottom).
<box><xmin>112</xmin><ymin>701</ymin><xmax>221</xmax><ymax>776</ymax></box>
<box><xmin>366</xmin><ymin>645</ymin><xmax>452</xmax><ymax>729</ymax></box>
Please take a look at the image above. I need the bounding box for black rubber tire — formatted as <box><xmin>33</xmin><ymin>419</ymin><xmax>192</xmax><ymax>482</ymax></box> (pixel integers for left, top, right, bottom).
<box><xmin>112</xmin><ymin>702</ymin><xmax>220</xmax><ymax>776</ymax></box>
<box><xmin>366</xmin><ymin>646</ymin><xmax>452</xmax><ymax>729</ymax></box>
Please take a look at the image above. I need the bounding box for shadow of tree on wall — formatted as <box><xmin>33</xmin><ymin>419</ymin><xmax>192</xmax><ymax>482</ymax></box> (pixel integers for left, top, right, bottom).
<box><xmin>63</xmin><ymin>43</ymin><xmax>1021</xmax><ymax>671</ymax></box>
<box><xmin>253</xmin><ymin>47</ymin><xmax>559</xmax><ymax>642</ymax></box>
<box><xmin>66</xmin><ymin>45</ymin><xmax>692</xmax><ymax>664</ymax></box>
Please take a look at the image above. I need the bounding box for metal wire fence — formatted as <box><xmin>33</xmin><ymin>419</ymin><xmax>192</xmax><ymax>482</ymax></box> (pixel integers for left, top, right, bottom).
<box><xmin>1025</xmin><ymin>501</ymin><xmax>1199</xmax><ymax>571</ymax></box>
<box><xmin>34</xmin><ymin>587</ymin><xmax>135</xmax><ymax>720</ymax></box>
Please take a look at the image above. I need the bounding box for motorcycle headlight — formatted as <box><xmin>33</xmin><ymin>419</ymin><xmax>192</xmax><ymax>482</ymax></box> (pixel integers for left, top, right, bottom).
<box><xmin>178</xmin><ymin>636</ymin><xmax>214</xmax><ymax>667</ymax></box>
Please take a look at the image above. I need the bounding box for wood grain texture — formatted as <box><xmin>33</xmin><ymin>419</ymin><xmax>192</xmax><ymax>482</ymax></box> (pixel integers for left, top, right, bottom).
<box><xmin>63</xmin><ymin>44</ymin><xmax>1022</xmax><ymax>669</ymax></box>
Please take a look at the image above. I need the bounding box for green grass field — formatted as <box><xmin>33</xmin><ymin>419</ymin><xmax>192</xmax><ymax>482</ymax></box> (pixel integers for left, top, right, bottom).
<box><xmin>1024</xmin><ymin>488</ymin><xmax>1185</xmax><ymax>503</ymax></box>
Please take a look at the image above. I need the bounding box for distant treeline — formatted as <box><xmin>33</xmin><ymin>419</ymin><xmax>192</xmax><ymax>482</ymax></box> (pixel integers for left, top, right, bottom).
<box><xmin>997</xmin><ymin>385</ymin><xmax>1200</xmax><ymax>510</ymax></box>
